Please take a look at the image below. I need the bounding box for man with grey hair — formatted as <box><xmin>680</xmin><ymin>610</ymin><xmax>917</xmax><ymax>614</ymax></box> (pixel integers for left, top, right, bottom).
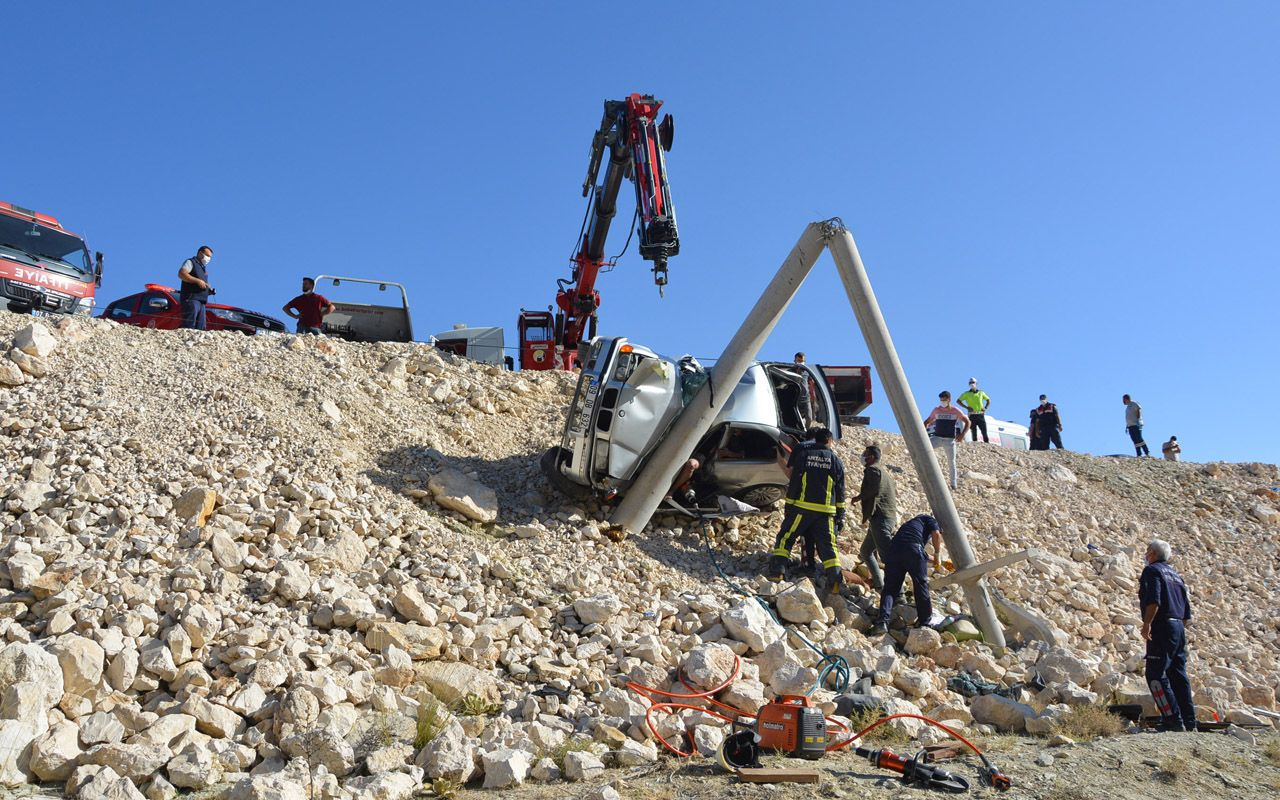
<box><xmin>1139</xmin><ymin>539</ymin><xmax>1196</xmax><ymax>731</ymax></box>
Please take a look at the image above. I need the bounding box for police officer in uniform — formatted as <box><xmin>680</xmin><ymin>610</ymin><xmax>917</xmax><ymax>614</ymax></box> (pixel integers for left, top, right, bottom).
<box><xmin>177</xmin><ymin>246</ymin><xmax>214</xmax><ymax>330</ymax></box>
<box><xmin>1139</xmin><ymin>539</ymin><xmax>1197</xmax><ymax>731</ymax></box>
<box><xmin>765</xmin><ymin>427</ymin><xmax>845</xmax><ymax>594</ymax></box>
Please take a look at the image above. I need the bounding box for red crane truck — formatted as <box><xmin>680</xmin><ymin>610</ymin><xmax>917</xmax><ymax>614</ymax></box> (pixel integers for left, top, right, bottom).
<box><xmin>519</xmin><ymin>93</ymin><xmax>679</xmax><ymax>370</ymax></box>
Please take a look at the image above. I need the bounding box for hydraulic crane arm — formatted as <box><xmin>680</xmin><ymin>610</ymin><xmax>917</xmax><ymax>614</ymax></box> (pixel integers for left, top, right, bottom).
<box><xmin>550</xmin><ymin>93</ymin><xmax>678</xmax><ymax>368</ymax></box>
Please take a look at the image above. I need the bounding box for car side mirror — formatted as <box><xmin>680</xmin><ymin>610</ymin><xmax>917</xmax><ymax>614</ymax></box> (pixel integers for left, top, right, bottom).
<box><xmin>94</xmin><ymin>252</ymin><xmax>104</xmax><ymax>287</ymax></box>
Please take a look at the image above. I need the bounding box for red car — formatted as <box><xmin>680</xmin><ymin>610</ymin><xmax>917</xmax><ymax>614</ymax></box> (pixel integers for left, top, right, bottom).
<box><xmin>99</xmin><ymin>284</ymin><xmax>287</xmax><ymax>335</ymax></box>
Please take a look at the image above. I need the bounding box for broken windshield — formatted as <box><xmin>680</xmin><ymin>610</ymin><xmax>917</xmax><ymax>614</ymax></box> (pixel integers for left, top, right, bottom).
<box><xmin>0</xmin><ymin>214</ymin><xmax>93</xmax><ymax>280</ymax></box>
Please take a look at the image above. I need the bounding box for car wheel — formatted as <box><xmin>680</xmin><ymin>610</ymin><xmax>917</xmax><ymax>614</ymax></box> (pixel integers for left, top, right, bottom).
<box><xmin>540</xmin><ymin>447</ymin><xmax>591</xmax><ymax>499</ymax></box>
<box><xmin>735</xmin><ymin>484</ymin><xmax>785</xmax><ymax>508</ymax></box>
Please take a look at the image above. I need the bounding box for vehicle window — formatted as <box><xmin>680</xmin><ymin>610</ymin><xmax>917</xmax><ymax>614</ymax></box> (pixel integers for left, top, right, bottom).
<box><xmin>0</xmin><ymin>214</ymin><xmax>92</xmax><ymax>278</ymax></box>
<box><xmin>523</xmin><ymin>322</ymin><xmax>552</xmax><ymax>341</ymax></box>
<box><xmin>106</xmin><ymin>295</ymin><xmax>140</xmax><ymax>319</ymax></box>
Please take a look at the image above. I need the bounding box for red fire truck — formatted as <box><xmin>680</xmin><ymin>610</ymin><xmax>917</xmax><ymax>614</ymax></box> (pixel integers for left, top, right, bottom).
<box><xmin>0</xmin><ymin>201</ymin><xmax>102</xmax><ymax>315</ymax></box>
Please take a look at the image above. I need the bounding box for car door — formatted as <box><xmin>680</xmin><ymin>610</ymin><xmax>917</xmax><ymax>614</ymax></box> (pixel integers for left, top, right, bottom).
<box><xmin>136</xmin><ymin>291</ymin><xmax>180</xmax><ymax>329</ymax></box>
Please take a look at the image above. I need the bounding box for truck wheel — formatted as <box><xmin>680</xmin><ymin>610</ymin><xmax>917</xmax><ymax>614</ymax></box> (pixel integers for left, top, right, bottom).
<box><xmin>540</xmin><ymin>447</ymin><xmax>590</xmax><ymax>499</ymax></box>
<box><xmin>734</xmin><ymin>484</ymin><xmax>785</xmax><ymax>508</ymax></box>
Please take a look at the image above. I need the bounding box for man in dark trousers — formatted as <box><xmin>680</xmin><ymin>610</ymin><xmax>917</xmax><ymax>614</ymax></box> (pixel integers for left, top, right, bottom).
<box><xmin>283</xmin><ymin>277</ymin><xmax>337</xmax><ymax>335</ymax></box>
<box><xmin>868</xmin><ymin>514</ymin><xmax>946</xmax><ymax>635</ymax></box>
<box><xmin>177</xmin><ymin>246</ymin><xmax>214</xmax><ymax>330</ymax></box>
<box><xmin>1124</xmin><ymin>394</ymin><xmax>1151</xmax><ymax>457</ymax></box>
<box><xmin>1140</xmin><ymin>539</ymin><xmax>1197</xmax><ymax>732</ymax></box>
<box><xmin>849</xmin><ymin>444</ymin><xmax>896</xmax><ymax>592</ymax></box>
<box><xmin>765</xmin><ymin>427</ymin><xmax>846</xmax><ymax>594</ymax></box>
<box><xmin>1029</xmin><ymin>395</ymin><xmax>1064</xmax><ymax>450</ymax></box>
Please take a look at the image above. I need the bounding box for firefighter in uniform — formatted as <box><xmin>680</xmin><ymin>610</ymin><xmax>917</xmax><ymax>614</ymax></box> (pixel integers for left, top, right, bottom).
<box><xmin>765</xmin><ymin>427</ymin><xmax>845</xmax><ymax>593</ymax></box>
<box><xmin>1139</xmin><ymin>539</ymin><xmax>1197</xmax><ymax>731</ymax></box>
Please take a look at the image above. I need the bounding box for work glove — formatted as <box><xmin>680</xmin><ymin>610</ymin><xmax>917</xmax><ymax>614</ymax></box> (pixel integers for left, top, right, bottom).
<box><xmin>834</xmin><ymin>509</ymin><xmax>846</xmax><ymax>533</ymax></box>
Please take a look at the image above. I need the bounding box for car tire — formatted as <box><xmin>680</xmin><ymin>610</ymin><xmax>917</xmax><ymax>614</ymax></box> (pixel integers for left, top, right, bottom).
<box><xmin>540</xmin><ymin>447</ymin><xmax>591</xmax><ymax>499</ymax></box>
<box><xmin>734</xmin><ymin>484</ymin><xmax>785</xmax><ymax>508</ymax></box>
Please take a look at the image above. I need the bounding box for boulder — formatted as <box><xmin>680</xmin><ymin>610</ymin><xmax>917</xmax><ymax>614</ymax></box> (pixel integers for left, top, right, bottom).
<box><xmin>29</xmin><ymin>720</ymin><xmax>82</xmax><ymax>781</ymax></box>
<box><xmin>75</xmin><ymin>765</ymin><xmax>146</xmax><ymax>800</ymax></box>
<box><xmin>427</xmin><ymin>469</ymin><xmax>499</xmax><ymax>523</ymax></box>
<box><xmin>173</xmin><ymin>488</ymin><xmax>217</xmax><ymax>527</ymax></box>
<box><xmin>481</xmin><ymin>747</ymin><xmax>532</xmax><ymax>789</ymax></box>
<box><xmin>681</xmin><ymin>643</ymin><xmax>736</xmax><ymax>691</ymax></box>
<box><xmin>722</xmin><ymin>599</ymin><xmax>783</xmax><ymax>652</ymax></box>
<box><xmin>14</xmin><ymin>322</ymin><xmax>56</xmax><ymax>358</ymax></box>
<box><xmin>80</xmin><ymin>743</ymin><xmax>171</xmax><ymax>783</ymax></box>
<box><xmin>345</xmin><ymin>771</ymin><xmax>421</xmax><ymax>800</ymax></box>
<box><xmin>563</xmin><ymin>750</ymin><xmax>604</xmax><ymax>781</ymax></box>
<box><xmin>279</xmin><ymin>727</ymin><xmax>354</xmax><ymax>776</ymax></box>
<box><xmin>970</xmin><ymin>694</ymin><xmax>1038</xmax><ymax>733</ymax></box>
<box><xmin>905</xmin><ymin>626</ymin><xmax>942</xmax><ymax>656</ymax></box>
<box><xmin>414</xmin><ymin>718</ymin><xmax>475</xmax><ymax>783</ymax></box>
<box><xmin>180</xmin><ymin>696</ymin><xmax>245</xmax><ymax>739</ymax></box>
<box><xmin>776</xmin><ymin>579</ymin><xmax>825</xmax><ymax>624</ymax></box>
<box><xmin>165</xmin><ymin>742</ymin><xmax>223</xmax><ymax>789</ymax></box>
<box><xmin>79</xmin><ymin>712</ymin><xmax>126</xmax><ymax>746</ymax></box>
<box><xmin>1036</xmin><ymin>649</ymin><xmax>1096</xmax><ymax>687</ymax></box>
<box><xmin>0</xmin><ymin>361</ymin><xmax>23</xmax><ymax>387</ymax></box>
<box><xmin>53</xmin><ymin>635</ymin><xmax>106</xmax><ymax>703</ymax></box>
<box><xmin>6</xmin><ymin>552</ymin><xmax>44</xmax><ymax>590</ymax></box>
<box><xmin>364</xmin><ymin>621</ymin><xmax>447</xmax><ymax>660</ymax></box>
<box><xmin>573</xmin><ymin>594</ymin><xmax>623</xmax><ymax>624</ymax></box>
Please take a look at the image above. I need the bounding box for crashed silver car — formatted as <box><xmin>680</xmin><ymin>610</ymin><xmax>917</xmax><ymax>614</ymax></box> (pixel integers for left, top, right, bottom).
<box><xmin>541</xmin><ymin>336</ymin><xmax>870</xmax><ymax>509</ymax></box>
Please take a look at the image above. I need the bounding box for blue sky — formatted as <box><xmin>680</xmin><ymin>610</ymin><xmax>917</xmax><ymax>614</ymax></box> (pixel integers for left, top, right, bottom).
<box><xmin>8</xmin><ymin>2</ymin><xmax>1278</xmax><ymax>465</ymax></box>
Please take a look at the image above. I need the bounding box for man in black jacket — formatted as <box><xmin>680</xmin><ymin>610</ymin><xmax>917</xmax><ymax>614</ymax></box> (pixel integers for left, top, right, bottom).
<box><xmin>765</xmin><ymin>428</ymin><xmax>846</xmax><ymax>594</ymax></box>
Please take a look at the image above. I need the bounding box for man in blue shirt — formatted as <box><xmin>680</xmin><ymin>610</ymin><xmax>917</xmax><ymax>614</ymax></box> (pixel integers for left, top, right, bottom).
<box><xmin>765</xmin><ymin>428</ymin><xmax>846</xmax><ymax>594</ymax></box>
<box><xmin>1139</xmin><ymin>539</ymin><xmax>1197</xmax><ymax>731</ymax></box>
<box><xmin>868</xmin><ymin>514</ymin><xmax>947</xmax><ymax>636</ymax></box>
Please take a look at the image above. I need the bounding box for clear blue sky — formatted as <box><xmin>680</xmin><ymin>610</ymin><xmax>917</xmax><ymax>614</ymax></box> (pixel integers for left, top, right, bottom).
<box><xmin>8</xmin><ymin>2</ymin><xmax>1278</xmax><ymax>465</ymax></box>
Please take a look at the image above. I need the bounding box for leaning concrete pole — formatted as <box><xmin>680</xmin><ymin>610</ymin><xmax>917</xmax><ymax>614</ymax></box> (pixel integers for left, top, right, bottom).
<box><xmin>608</xmin><ymin>221</ymin><xmax>831</xmax><ymax>538</ymax></box>
<box><xmin>825</xmin><ymin>224</ymin><xmax>1006</xmax><ymax>649</ymax></box>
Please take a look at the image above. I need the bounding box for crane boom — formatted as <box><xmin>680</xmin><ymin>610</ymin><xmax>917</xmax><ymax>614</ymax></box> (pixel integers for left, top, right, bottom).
<box><xmin>518</xmin><ymin>93</ymin><xmax>678</xmax><ymax>370</ymax></box>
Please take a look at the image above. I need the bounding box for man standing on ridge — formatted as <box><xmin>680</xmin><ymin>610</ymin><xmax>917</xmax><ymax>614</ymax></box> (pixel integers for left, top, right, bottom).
<box><xmin>958</xmin><ymin>378</ymin><xmax>991</xmax><ymax>443</ymax></box>
<box><xmin>849</xmin><ymin>444</ymin><xmax>896</xmax><ymax>593</ymax></box>
<box><xmin>1139</xmin><ymin>539</ymin><xmax>1197</xmax><ymax>732</ymax></box>
<box><xmin>924</xmin><ymin>391</ymin><xmax>969</xmax><ymax>490</ymax></box>
<box><xmin>868</xmin><ymin>514</ymin><xmax>947</xmax><ymax>636</ymax></box>
<box><xmin>1124</xmin><ymin>395</ymin><xmax>1151</xmax><ymax>457</ymax></box>
<box><xmin>283</xmin><ymin>277</ymin><xmax>337</xmax><ymax>335</ymax></box>
<box><xmin>177</xmin><ymin>245</ymin><xmax>214</xmax><ymax>330</ymax></box>
<box><xmin>765</xmin><ymin>427</ymin><xmax>846</xmax><ymax>595</ymax></box>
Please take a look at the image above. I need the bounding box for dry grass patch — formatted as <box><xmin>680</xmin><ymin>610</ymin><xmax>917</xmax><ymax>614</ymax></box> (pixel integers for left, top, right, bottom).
<box><xmin>415</xmin><ymin>700</ymin><xmax>450</xmax><ymax>748</ymax></box>
<box><xmin>844</xmin><ymin>709</ymin><xmax>912</xmax><ymax>745</ymax></box>
<box><xmin>1050</xmin><ymin>704</ymin><xmax>1124</xmax><ymax>741</ymax></box>
<box><xmin>1153</xmin><ymin>755</ymin><xmax>1186</xmax><ymax>784</ymax></box>
<box><xmin>1264</xmin><ymin>736</ymin><xmax>1280</xmax><ymax>767</ymax></box>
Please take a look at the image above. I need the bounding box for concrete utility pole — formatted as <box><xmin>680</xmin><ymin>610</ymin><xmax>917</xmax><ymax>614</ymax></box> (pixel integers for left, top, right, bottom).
<box><xmin>826</xmin><ymin>226</ymin><xmax>1006</xmax><ymax>648</ymax></box>
<box><xmin>608</xmin><ymin>221</ymin><xmax>830</xmax><ymax>537</ymax></box>
<box><xmin>608</xmin><ymin>219</ymin><xmax>1006</xmax><ymax>648</ymax></box>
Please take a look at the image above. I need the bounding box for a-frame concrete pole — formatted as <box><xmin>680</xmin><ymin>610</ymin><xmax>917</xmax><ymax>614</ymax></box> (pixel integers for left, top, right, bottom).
<box><xmin>608</xmin><ymin>221</ymin><xmax>831</xmax><ymax>538</ymax></box>
<box><xmin>826</xmin><ymin>224</ymin><xmax>1006</xmax><ymax>648</ymax></box>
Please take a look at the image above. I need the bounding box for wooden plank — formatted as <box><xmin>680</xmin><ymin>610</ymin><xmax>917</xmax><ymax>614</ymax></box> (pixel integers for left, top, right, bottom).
<box><xmin>933</xmin><ymin>548</ymin><xmax>1040</xmax><ymax>588</ymax></box>
<box><xmin>923</xmin><ymin>742</ymin><xmax>968</xmax><ymax>762</ymax></box>
<box><xmin>737</xmin><ymin>767</ymin><xmax>821</xmax><ymax>784</ymax></box>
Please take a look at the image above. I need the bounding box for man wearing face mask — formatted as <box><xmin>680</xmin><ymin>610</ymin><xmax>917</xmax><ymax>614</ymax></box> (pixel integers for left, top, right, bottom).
<box><xmin>923</xmin><ymin>391</ymin><xmax>969</xmax><ymax>490</ymax></box>
<box><xmin>177</xmin><ymin>246</ymin><xmax>214</xmax><ymax>330</ymax></box>
<box><xmin>283</xmin><ymin>277</ymin><xmax>337</xmax><ymax>335</ymax></box>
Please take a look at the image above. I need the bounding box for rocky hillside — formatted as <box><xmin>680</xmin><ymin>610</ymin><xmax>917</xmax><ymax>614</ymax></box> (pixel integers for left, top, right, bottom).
<box><xmin>0</xmin><ymin>311</ymin><xmax>1276</xmax><ymax>800</ymax></box>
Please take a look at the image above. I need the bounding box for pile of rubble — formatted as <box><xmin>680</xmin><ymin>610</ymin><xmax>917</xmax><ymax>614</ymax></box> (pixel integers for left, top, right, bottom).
<box><xmin>0</xmin><ymin>311</ymin><xmax>1275</xmax><ymax>799</ymax></box>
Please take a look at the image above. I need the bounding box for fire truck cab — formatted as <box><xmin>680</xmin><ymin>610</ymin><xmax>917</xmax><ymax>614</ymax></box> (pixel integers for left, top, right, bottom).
<box><xmin>0</xmin><ymin>201</ymin><xmax>102</xmax><ymax>315</ymax></box>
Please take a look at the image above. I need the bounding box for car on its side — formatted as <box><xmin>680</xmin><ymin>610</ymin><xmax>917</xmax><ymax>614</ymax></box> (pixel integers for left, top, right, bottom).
<box><xmin>542</xmin><ymin>336</ymin><xmax>870</xmax><ymax>509</ymax></box>
<box><xmin>99</xmin><ymin>284</ymin><xmax>287</xmax><ymax>335</ymax></box>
